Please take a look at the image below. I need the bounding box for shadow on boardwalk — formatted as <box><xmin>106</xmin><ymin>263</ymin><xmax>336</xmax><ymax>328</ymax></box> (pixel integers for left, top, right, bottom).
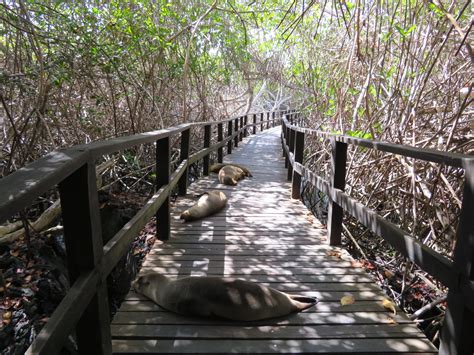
<box><xmin>112</xmin><ymin>127</ymin><xmax>437</xmax><ymax>354</ymax></box>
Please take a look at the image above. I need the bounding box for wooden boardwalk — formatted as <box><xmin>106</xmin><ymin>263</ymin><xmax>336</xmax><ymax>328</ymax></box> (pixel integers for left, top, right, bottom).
<box><xmin>112</xmin><ymin>127</ymin><xmax>437</xmax><ymax>354</ymax></box>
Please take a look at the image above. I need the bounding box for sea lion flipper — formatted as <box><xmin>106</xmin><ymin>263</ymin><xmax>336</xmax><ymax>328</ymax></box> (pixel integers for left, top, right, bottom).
<box><xmin>289</xmin><ymin>295</ymin><xmax>318</xmax><ymax>311</ymax></box>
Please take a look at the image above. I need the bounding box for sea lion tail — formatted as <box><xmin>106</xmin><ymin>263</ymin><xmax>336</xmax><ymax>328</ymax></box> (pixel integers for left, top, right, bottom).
<box><xmin>289</xmin><ymin>295</ymin><xmax>318</xmax><ymax>311</ymax></box>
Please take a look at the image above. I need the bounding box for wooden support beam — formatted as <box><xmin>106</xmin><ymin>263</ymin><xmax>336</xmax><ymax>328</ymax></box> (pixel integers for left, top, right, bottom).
<box><xmin>156</xmin><ymin>136</ymin><xmax>170</xmax><ymax>241</ymax></box>
<box><xmin>178</xmin><ymin>128</ymin><xmax>190</xmax><ymax>196</ymax></box>
<box><xmin>203</xmin><ymin>124</ymin><xmax>211</xmax><ymax>176</ymax></box>
<box><xmin>227</xmin><ymin>120</ymin><xmax>233</xmax><ymax>154</ymax></box>
<box><xmin>234</xmin><ymin>118</ymin><xmax>239</xmax><ymax>147</ymax></box>
<box><xmin>284</xmin><ymin>124</ymin><xmax>290</xmax><ymax>168</ymax></box>
<box><xmin>239</xmin><ymin>116</ymin><xmax>244</xmax><ymax>141</ymax></box>
<box><xmin>282</xmin><ymin>119</ymin><xmax>287</xmax><ymax>157</ymax></box>
<box><xmin>253</xmin><ymin>114</ymin><xmax>257</xmax><ymax>135</ymax></box>
<box><xmin>328</xmin><ymin>139</ymin><xmax>348</xmax><ymax>246</ymax></box>
<box><xmin>58</xmin><ymin>162</ymin><xmax>112</xmax><ymax>355</ymax></box>
<box><xmin>217</xmin><ymin>123</ymin><xmax>223</xmax><ymax>163</ymax></box>
<box><xmin>441</xmin><ymin>162</ymin><xmax>474</xmax><ymax>355</ymax></box>
<box><xmin>292</xmin><ymin>130</ymin><xmax>305</xmax><ymax>199</ymax></box>
<box><xmin>287</xmin><ymin>128</ymin><xmax>295</xmax><ymax>181</ymax></box>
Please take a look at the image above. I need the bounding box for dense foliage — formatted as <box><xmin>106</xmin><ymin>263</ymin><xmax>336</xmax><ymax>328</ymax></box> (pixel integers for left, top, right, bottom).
<box><xmin>1</xmin><ymin>0</ymin><xmax>472</xmax><ymax>347</ymax></box>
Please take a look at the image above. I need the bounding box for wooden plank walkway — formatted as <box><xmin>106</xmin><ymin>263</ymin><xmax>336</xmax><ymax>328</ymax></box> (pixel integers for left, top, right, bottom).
<box><xmin>112</xmin><ymin>127</ymin><xmax>437</xmax><ymax>354</ymax></box>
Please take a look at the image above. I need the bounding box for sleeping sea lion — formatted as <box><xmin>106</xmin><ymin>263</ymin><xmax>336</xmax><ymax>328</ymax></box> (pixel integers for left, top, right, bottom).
<box><xmin>218</xmin><ymin>165</ymin><xmax>246</xmax><ymax>186</ymax></box>
<box><xmin>210</xmin><ymin>163</ymin><xmax>252</xmax><ymax>177</ymax></box>
<box><xmin>132</xmin><ymin>273</ymin><xmax>318</xmax><ymax>321</ymax></box>
<box><xmin>180</xmin><ymin>191</ymin><xmax>227</xmax><ymax>221</ymax></box>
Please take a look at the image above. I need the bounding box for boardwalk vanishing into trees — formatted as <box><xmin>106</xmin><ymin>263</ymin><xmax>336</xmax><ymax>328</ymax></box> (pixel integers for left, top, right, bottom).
<box><xmin>112</xmin><ymin>127</ymin><xmax>437</xmax><ymax>354</ymax></box>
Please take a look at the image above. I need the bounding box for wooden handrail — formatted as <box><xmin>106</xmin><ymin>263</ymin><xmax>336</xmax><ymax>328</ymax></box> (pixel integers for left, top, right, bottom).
<box><xmin>281</xmin><ymin>112</ymin><xmax>474</xmax><ymax>354</ymax></box>
<box><xmin>283</xmin><ymin>118</ymin><xmax>471</xmax><ymax>168</ymax></box>
<box><xmin>0</xmin><ymin>111</ymin><xmax>284</xmax><ymax>355</ymax></box>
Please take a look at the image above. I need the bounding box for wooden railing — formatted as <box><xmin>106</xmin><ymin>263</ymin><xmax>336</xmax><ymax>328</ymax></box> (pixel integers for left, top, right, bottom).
<box><xmin>0</xmin><ymin>111</ymin><xmax>282</xmax><ymax>355</ymax></box>
<box><xmin>281</xmin><ymin>112</ymin><xmax>474</xmax><ymax>355</ymax></box>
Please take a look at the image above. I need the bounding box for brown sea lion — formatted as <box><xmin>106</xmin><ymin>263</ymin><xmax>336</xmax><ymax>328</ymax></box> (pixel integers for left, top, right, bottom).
<box><xmin>132</xmin><ymin>273</ymin><xmax>318</xmax><ymax>321</ymax></box>
<box><xmin>218</xmin><ymin>165</ymin><xmax>246</xmax><ymax>186</ymax></box>
<box><xmin>209</xmin><ymin>163</ymin><xmax>252</xmax><ymax>177</ymax></box>
<box><xmin>180</xmin><ymin>191</ymin><xmax>227</xmax><ymax>221</ymax></box>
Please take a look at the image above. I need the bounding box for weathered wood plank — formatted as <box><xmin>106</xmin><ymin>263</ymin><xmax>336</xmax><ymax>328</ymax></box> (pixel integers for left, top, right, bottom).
<box><xmin>111</xmin><ymin>323</ymin><xmax>424</xmax><ymax>339</ymax></box>
<box><xmin>117</xmin><ymin>299</ymin><xmax>392</xmax><ymax>313</ymax></box>
<box><xmin>150</xmin><ymin>243</ymin><xmax>340</xmax><ymax>252</ymax></box>
<box><xmin>112</xmin><ymin>310</ymin><xmax>412</xmax><ymax>326</ymax></box>
<box><xmin>124</xmin><ymin>290</ymin><xmax>393</xmax><ymax>302</ymax></box>
<box><xmin>112</xmin><ymin>338</ymin><xmax>437</xmax><ymax>354</ymax></box>
<box><xmin>137</xmin><ymin>266</ymin><xmax>368</xmax><ymax>276</ymax></box>
<box><xmin>142</xmin><ymin>259</ymin><xmax>362</xmax><ymax>269</ymax></box>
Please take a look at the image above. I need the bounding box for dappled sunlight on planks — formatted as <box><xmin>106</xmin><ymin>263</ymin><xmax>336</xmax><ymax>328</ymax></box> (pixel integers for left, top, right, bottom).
<box><xmin>112</xmin><ymin>127</ymin><xmax>437</xmax><ymax>354</ymax></box>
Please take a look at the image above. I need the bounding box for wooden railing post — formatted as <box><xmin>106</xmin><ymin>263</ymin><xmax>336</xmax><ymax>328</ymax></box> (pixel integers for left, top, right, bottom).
<box><xmin>227</xmin><ymin>120</ymin><xmax>233</xmax><ymax>154</ymax></box>
<box><xmin>253</xmin><ymin>114</ymin><xmax>257</xmax><ymax>135</ymax></box>
<box><xmin>203</xmin><ymin>124</ymin><xmax>211</xmax><ymax>176</ymax></box>
<box><xmin>243</xmin><ymin>115</ymin><xmax>248</xmax><ymax>137</ymax></box>
<box><xmin>287</xmin><ymin>127</ymin><xmax>295</xmax><ymax>181</ymax></box>
<box><xmin>58</xmin><ymin>162</ymin><xmax>112</xmax><ymax>355</ymax></box>
<box><xmin>284</xmin><ymin>123</ymin><xmax>290</xmax><ymax>168</ymax></box>
<box><xmin>178</xmin><ymin>128</ymin><xmax>190</xmax><ymax>196</ymax></box>
<box><xmin>440</xmin><ymin>163</ymin><xmax>474</xmax><ymax>355</ymax></box>
<box><xmin>156</xmin><ymin>136</ymin><xmax>170</xmax><ymax>241</ymax></box>
<box><xmin>234</xmin><ymin>118</ymin><xmax>239</xmax><ymax>147</ymax></box>
<box><xmin>239</xmin><ymin>116</ymin><xmax>244</xmax><ymax>141</ymax></box>
<box><xmin>281</xmin><ymin>118</ymin><xmax>287</xmax><ymax>157</ymax></box>
<box><xmin>327</xmin><ymin>139</ymin><xmax>347</xmax><ymax>245</ymax></box>
<box><xmin>217</xmin><ymin>123</ymin><xmax>223</xmax><ymax>163</ymax></box>
<box><xmin>267</xmin><ymin>112</ymin><xmax>270</xmax><ymax>129</ymax></box>
<box><xmin>292</xmin><ymin>130</ymin><xmax>305</xmax><ymax>199</ymax></box>
<box><xmin>260</xmin><ymin>112</ymin><xmax>264</xmax><ymax>131</ymax></box>
<box><xmin>272</xmin><ymin>111</ymin><xmax>276</xmax><ymax>127</ymax></box>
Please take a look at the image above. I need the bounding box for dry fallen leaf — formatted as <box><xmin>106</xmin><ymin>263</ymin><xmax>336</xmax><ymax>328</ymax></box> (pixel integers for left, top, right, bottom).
<box><xmin>384</xmin><ymin>269</ymin><xmax>394</xmax><ymax>279</ymax></box>
<box><xmin>326</xmin><ymin>251</ymin><xmax>342</xmax><ymax>258</ymax></box>
<box><xmin>351</xmin><ymin>260</ymin><xmax>364</xmax><ymax>268</ymax></box>
<box><xmin>3</xmin><ymin>311</ymin><xmax>12</xmax><ymax>320</ymax></box>
<box><xmin>340</xmin><ymin>295</ymin><xmax>355</xmax><ymax>306</ymax></box>
<box><xmin>382</xmin><ymin>298</ymin><xmax>397</xmax><ymax>315</ymax></box>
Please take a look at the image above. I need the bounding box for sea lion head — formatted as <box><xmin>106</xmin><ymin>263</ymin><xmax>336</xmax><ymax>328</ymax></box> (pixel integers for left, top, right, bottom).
<box><xmin>132</xmin><ymin>273</ymin><xmax>168</xmax><ymax>297</ymax></box>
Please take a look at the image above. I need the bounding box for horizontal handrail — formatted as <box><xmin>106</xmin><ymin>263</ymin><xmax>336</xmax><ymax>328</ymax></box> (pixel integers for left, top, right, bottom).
<box><xmin>283</xmin><ymin>119</ymin><xmax>473</xmax><ymax>168</ymax></box>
